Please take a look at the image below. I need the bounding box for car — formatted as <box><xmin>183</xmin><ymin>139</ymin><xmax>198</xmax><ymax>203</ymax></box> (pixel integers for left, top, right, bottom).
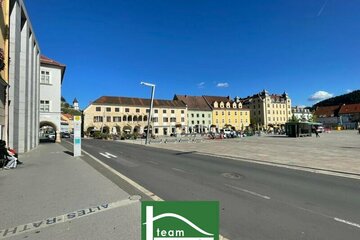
<box><xmin>61</xmin><ymin>132</ymin><xmax>71</xmax><ymax>138</ymax></box>
<box><xmin>316</xmin><ymin>126</ymin><xmax>324</xmax><ymax>133</ymax></box>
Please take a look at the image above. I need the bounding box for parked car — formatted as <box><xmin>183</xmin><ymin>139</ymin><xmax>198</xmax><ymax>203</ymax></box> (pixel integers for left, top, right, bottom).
<box><xmin>316</xmin><ymin>126</ymin><xmax>324</xmax><ymax>133</ymax></box>
<box><xmin>61</xmin><ymin>132</ymin><xmax>71</xmax><ymax>138</ymax></box>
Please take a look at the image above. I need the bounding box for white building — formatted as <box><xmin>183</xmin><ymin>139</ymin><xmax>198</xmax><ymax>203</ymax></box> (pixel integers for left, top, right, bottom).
<box><xmin>8</xmin><ymin>0</ymin><xmax>41</xmax><ymax>153</ymax></box>
<box><xmin>292</xmin><ymin>106</ymin><xmax>313</xmax><ymax>122</ymax></box>
<box><xmin>39</xmin><ymin>55</ymin><xmax>66</xmax><ymax>142</ymax></box>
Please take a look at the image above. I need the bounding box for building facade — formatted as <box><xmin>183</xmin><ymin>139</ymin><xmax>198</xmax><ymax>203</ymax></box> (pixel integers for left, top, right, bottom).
<box><xmin>242</xmin><ymin>90</ymin><xmax>292</xmax><ymax>129</ymax></box>
<box><xmin>314</xmin><ymin>105</ymin><xmax>341</xmax><ymax>128</ymax></box>
<box><xmin>338</xmin><ymin>104</ymin><xmax>360</xmax><ymax>129</ymax></box>
<box><xmin>0</xmin><ymin>0</ymin><xmax>10</xmax><ymax>141</ymax></box>
<box><xmin>174</xmin><ymin>95</ymin><xmax>212</xmax><ymax>133</ymax></box>
<box><xmin>292</xmin><ymin>106</ymin><xmax>313</xmax><ymax>122</ymax></box>
<box><xmin>8</xmin><ymin>0</ymin><xmax>41</xmax><ymax>153</ymax></box>
<box><xmin>203</xmin><ymin>96</ymin><xmax>250</xmax><ymax>132</ymax></box>
<box><xmin>39</xmin><ymin>55</ymin><xmax>66</xmax><ymax>142</ymax></box>
<box><xmin>83</xmin><ymin>96</ymin><xmax>187</xmax><ymax>136</ymax></box>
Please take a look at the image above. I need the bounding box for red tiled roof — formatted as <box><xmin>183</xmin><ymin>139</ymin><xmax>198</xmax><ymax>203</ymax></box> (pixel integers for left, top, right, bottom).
<box><xmin>203</xmin><ymin>95</ymin><xmax>231</xmax><ymax>104</ymax></box>
<box><xmin>339</xmin><ymin>103</ymin><xmax>360</xmax><ymax>114</ymax></box>
<box><xmin>93</xmin><ymin>96</ymin><xmax>187</xmax><ymax>108</ymax></box>
<box><xmin>174</xmin><ymin>95</ymin><xmax>212</xmax><ymax>111</ymax></box>
<box><xmin>40</xmin><ymin>55</ymin><xmax>66</xmax><ymax>68</ymax></box>
<box><xmin>314</xmin><ymin>105</ymin><xmax>341</xmax><ymax>117</ymax></box>
<box><xmin>61</xmin><ymin>113</ymin><xmax>74</xmax><ymax>120</ymax></box>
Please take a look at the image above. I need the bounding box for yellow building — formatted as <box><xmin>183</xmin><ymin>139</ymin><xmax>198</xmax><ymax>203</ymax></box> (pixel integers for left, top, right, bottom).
<box><xmin>0</xmin><ymin>0</ymin><xmax>10</xmax><ymax>140</ymax></box>
<box><xmin>242</xmin><ymin>90</ymin><xmax>292</xmax><ymax>129</ymax></box>
<box><xmin>203</xmin><ymin>96</ymin><xmax>250</xmax><ymax>131</ymax></box>
<box><xmin>83</xmin><ymin>96</ymin><xmax>187</xmax><ymax>136</ymax></box>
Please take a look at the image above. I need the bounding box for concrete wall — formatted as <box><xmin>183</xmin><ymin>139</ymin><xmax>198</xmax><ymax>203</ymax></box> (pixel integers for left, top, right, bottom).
<box><xmin>8</xmin><ymin>0</ymin><xmax>40</xmax><ymax>153</ymax></box>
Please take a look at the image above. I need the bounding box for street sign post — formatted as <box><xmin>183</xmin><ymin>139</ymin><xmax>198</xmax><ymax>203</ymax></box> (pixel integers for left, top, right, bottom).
<box><xmin>73</xmin><ymin>116</ymin><xmax>82</xmax><ymax>157</ymax></box>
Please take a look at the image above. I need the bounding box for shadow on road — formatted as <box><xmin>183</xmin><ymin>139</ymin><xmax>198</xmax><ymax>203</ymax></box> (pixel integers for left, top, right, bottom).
<box><xmin>175</xmin><ymin>151</ymin><xmax>197</xmax><ymax>155</ymax></box>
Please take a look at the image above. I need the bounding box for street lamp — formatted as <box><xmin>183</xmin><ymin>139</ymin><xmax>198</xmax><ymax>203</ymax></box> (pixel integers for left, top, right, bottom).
<box><xmin>141</xmin><ymin>81</ymin><xmax>156</xmax><ymax>144</ymax></box>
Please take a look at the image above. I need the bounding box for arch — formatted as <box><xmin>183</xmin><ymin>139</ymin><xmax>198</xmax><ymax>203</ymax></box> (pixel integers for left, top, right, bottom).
<box><xmin>133</xmin><ymin>116</ymin><xmax>138</xmax><ymax>122</ymax></box>
<box><xmin>39</xmin><ymin>121</ymin><xmax>58</xmax><ymax>143</ymax></box>
<box><xmin>220</xmin><ymin>101</ymin><xmax>224</xmax><ymax>108</ymax></box>
<box><xmin>123</xmin><ymin>125</ymin><xmax>132</xmax><ymax>133</ymax></box>
<box><xmin>138</xmin><ymin>116</ymin><xmax>143</xmax><ymax>121</ymax></box>
<box><xmin>86</xmin><ymin>126</ymin><xmax>95</xmax><ymax>133</ymax></box>
<box><xmin>102</xmin><ymin>126</ymin><xmax>110</xmax><ymax>134</ymax></box>
<box><xmin>144</xmin><ymin>115</ymin><xmax>148</xmax><ymax>122</ymax></box>
<box><xmin>133</xmin><ymin>125</ymin><xmax>141</xmax><ymax>133</ymax></box>
<box><xmin>123</xmin><ymin>115</ymin><xmax>127</xmax><ymax>121</ymax></box>
<box><xmin>238</xmin><ymin>102</ymin><xmax>242</xmax><ymax>108</ymax></box>
<box><xmin>232</xmin><ymin>102</ymin><xmax>237</xmax><ymax>108</ymax></box>
<box><xmin>127</xmin><ymin>115</ymin><xmax>132</xmax><ymax>122</ymax></box>
<box><xmin>213</xmin><ymin>101</ymin><xmax>219</xmax><ymax>108</ymax></box>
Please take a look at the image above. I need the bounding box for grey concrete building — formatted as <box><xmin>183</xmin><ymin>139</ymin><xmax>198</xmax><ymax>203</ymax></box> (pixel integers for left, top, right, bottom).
<box><xmin>8</xmin><ymin>0</ymin><xmax>40</xmax><ymax>153</ymax></box>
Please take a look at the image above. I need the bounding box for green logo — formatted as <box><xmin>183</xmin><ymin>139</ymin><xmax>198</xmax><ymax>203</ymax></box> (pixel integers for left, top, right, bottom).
<box><xmin>142</xmin><ymin>201</ymin><xmax>219</xmax><ymax>240</ymax></box>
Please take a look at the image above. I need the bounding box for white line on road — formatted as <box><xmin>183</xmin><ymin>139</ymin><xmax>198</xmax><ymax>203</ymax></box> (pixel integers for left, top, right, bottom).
<box><xmin>105</xmin><ymin>152</ymin><xmax>117</xmax><ymax>158</ymax></box>
<box><xmin>171</xmin><ymin>168</ymin><xmax>187</xmax><ymax>173</ymax></box>
<box><xmin>147</xmin><ymin>161</ymin><xmax>159</xmax><ymax>165</ymax></box>
<box><xmin>334</xmin><ymin>218</ymin><xmax>360</xmax><ymax>229</ymax></box>
<box><xmin>99</xmin><ymin>152</ymin><xmax>111</xmax><ymax>158</ymax></box>
<box><xmin>224</xmin><ymin>184</ymin><xmax>271</xmax><ymax>200</ymax></box>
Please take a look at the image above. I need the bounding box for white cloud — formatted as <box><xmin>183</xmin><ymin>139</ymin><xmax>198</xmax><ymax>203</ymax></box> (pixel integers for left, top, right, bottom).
<box><xmin>308</xmin><ymin>91</ymin><xmax>333</xmax><ymax>101</ymax></box>
<box><xmin>216</xmin><ymin>82</ymin><xmax>229</xmax><ymax>88</ymax></box>
<box><xmin>197</xmin><ymin>82</ymin><xmax>205</xmax><ymax>89</ymax></box>
<box><xmin>346</xmin><ymin>89</ymin><xmax>353</xmax><ymax>93</ymax></box>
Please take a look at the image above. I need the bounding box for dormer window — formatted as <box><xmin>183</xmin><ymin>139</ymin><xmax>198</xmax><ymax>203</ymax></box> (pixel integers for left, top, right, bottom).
<box><xmin>220</xmin><ymin>102</ymin><xmax>224</xmax><ymax>108</ymax></box>
<box><xmin>238</xmin><ymin>103</ymin><xmax>242</xmax><ymax>108</ymax></box>
<box><xmin>213</xmin><ymin>101</ymin><xmax>219</xmax><ymax>108</ymax></box>
<box><xmin>225</xmin><ymin>102</ymin><xmax>230</xmax><ymax>108</ymax></box>
<box><xmin>232</xmin><ymin>103</ymin><xmax>237</xmax><ymax>108</ymax></box>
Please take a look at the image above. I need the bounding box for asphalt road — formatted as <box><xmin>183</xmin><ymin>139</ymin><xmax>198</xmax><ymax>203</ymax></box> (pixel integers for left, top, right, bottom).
<box><xmin>65</xmin><ymin>139</ymin><xmax>360</xmax><ymax>240</ymax></box>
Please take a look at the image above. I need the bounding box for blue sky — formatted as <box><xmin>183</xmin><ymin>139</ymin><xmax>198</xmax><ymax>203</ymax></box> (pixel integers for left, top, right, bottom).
<box><xmin>26</xmin><ymin>0</ymin><xmax>360</xmax><ymax>109</ymax></box>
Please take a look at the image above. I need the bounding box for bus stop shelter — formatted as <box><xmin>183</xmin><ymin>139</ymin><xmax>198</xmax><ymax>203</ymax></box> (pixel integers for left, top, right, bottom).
<box><xmin>285</xmin><ymin>122</ymin><xmax>322</xmax><ymax>137</ymax></box>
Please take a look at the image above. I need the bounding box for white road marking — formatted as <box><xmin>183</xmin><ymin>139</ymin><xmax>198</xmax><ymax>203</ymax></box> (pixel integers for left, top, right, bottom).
<box><xmin>171</xmin><ymin>167</ymin><xmax>187</xmax><ymax>173</ymax></box>
<box><xmin>334</xmin><ymin>218</ymin><xmax>360</xmax><ymax>229</ymax></box>
<box><xmin>99</xmin><ymin>152</ymin><xmax>111</xmax><ymax>158</ymax></box>
<box><xmin>105</xmin><ymin>152</ymin><xmax>117</xmax><ymax>158</ymax></box>
<box><xmin>0</xmin><ymin>198</ymin><xmax>138</xmax><ymax>239</ymax></box>
<box><xmin>224</xmin><ymin>184</ymin><xmax>271</xmax><ymax>200</ymax></box>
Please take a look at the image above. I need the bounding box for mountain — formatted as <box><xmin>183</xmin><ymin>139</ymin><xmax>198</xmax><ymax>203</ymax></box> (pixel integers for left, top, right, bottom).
<box><xmin>313</xmin><ymin>90</ymin><xmax>360</xmax><ymax>108</ymax></box>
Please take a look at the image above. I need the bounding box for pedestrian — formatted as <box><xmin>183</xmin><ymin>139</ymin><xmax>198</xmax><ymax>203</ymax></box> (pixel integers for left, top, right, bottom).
<box><xmin>315</xmin><ymin>128</ymin><xmax>320</xmax><ymax>138</ymax></box>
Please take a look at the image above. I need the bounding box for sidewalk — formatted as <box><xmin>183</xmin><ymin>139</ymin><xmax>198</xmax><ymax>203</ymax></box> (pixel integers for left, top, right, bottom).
<box><xmin>0</xmin><ymin>143</ymin><xmax>140</xmax><ymax>240</ymax></box>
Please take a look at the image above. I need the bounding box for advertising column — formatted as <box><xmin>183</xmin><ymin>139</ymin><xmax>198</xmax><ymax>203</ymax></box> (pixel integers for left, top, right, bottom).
<box><xmin>73</xmin><ymin>116</ymin><xmax>81</xmax><ymax>157</ymax></box>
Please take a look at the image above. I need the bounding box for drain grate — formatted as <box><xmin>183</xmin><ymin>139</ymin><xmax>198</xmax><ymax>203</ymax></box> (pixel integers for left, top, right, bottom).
<box><xmin>221</xmin><ymin>172</ymin><xmax>244</xmax><ymax>179</ymax></box>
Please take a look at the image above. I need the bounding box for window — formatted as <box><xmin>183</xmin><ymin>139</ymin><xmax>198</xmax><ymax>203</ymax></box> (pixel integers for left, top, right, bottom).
<box><xmin>155</xmin><ymin>128</ymin><xmax>159</xmax><ymax>134</ymax></box>
<box><xmin>154</xmin><ymin>109</ymin><xmax>158</xmax><ymax>113</ymax></box>
<box><xmin>240</xmin><ymin>112</ymin><xmax>242</xmax><ymax>116</ymax></box>
<box><xmin>125</xmin><ymin>108</ymin><xmax>130</xmax><ymax>113</ymax></box>
<box><xmin>40</xmin><ymin>71</ymin><xmax>50</xmax><ymax>84</ymax></box>
<box><xmin>181</xmin><ymin>117</ymin><xmax>185</xmax><ymax>122</ymax></box>
<box><xmin>123</xmin><ymin>116</ymin><xmax>127</xmax><ymax>121</ymax></box>
<box><xmin>197</xmin><ymin>121</ymin><xmax>200</xmax><ymax>124</ymax></box>
<box><xmin>106</xmin><ymin>107</ymin><xmax>111</xmax><ymax>112</ymax></box>
<box><xmin>191</xmin><ymin>114</ymin><xmax>194</xmax><ymax>117</ymax></box>
<box><xmin>209</xmin><ymin>120</ymin><xmax>211</xmax><ymax>124</ymax></box>
<box><xmin>136</xmin><ymin>109</ymin><xmax>140</xmax><ymax>113</ymax></box>
<box><xmin>171</xmin><ymin>110</ymin><xmax>175</xmax><ymax>114</ymax></box>
<box><xmin>96</xmin><ymin>107</ymin><xmax>101</xmax><ymax>112</ymax></box>
<box><xmin>216</xmin><ymin>119</ymin><xmax>218</xmax><ymax>123</ymax></box>
<box><xmin>163</xmin><ymin>117</ymin><xmax>169</xmax><ymax>122</ymax></box>
<box><xmin>191</xmin><ymin>121</ymin><xmax>195</xmax><ymax>124</ymax></box>
<box><xmin>94</xmin><ymin>116</ymin><xmax>103</xmax><ymax>122</ymax></box>
<box><xmin>222</xmin><ymin>111</ymin><xmax>224</xmax><ymax>116</ymax></box>
<box><xmin>106</xmin><ymin>116</ymin><xmax>111</xmax><ymax>122</ymax></box>
<box><xmin>146</xmin><ymin>109</ymin><xmax>150</xmax><ymax>113</ymax></box>
<box><xmin>208</xmin><ymin>114</ymin><xmax>211</xmax><ymax>118</ymax></box>
<box><xmin>152</xmin><ymin>117</ymin><xmax>158</xmax><ymax>122</ymax></box>
<box><xmin>268</xmin><ymin>117</ymin><xmax>271</xmax><ymax>121</ymax></box>
<box><xmin>258</xmin><ymin>110</ymin><xmax>261</xmax><ymax>114</ymax></box>
<box><xmin>222</xmin><ymin>119</ymin><xmax>224</xmax><ymax>123</ymax></box>
<box><xmin>115</xmin><ymin>108</ymin><xmax>120</xmax><ymax>112</ymax></box>
<box><xmin>113</xmin><ymin>116</ymin><xmax>121</xmax><ymax>122</ymax></box>
<box><xmin>216</xmin><ymin>112</ymin><xmax>218</xmax><ymax>116</ymax></box>
<box><xmin>40</xmin><ymin>100</ymin><xmax>50</xmax><ymax>112</ymax></box>
<box><xmin>144</xmin><ymin>116</ymin><xmax>148</xmax><ymax>121</ymax></box>
<box><xmin>163</xmin><ymin>110</ymin><xmax>167</xmax><ymax>114</ymax></box>
<box><xmin>181</xmin><ymin>110</ymin><xmax>185</xmax><ymax>114</ymax></box>
<box><xmin>202</xmin><ymin>120</ymin><xmax>205</xmax><ymax>124</ymax></box>
<box><xmin>268</xmin><ymin>110</ymin><xmax>270</xmax><ymax>114</ymax></box>
<box><xmin>228</xmin><ymin>112</ymin><xmax>230</xmax><ymax>116</ymax></box>
<box><xmin>197</xmin><ymin>114</ymin><xmax>199</xmax><ymax>117</ymax></box>
<box><xmin>202</xmin><ymin>114</ymin><xmax>205</xmax><ymax>118</ymax></box>
<box><xmin>170</xmin><ymin>117</ymin><xmax>176</xmax><ymax>122</ymax></box>
<box><xmin>235</xmin><ymin>112</ymin><xmax>237</xmax><ymax>115</ymax></box>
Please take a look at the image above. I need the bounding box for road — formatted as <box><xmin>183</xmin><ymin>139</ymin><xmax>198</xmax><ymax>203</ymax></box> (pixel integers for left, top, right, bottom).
<box><xmin>64</xmin><ymin>139</ymin><xmax>360</xmax><ymax>240</ymax></box>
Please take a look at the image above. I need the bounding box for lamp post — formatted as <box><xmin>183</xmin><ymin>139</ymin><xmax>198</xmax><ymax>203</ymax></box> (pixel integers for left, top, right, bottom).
<box><xmin>141</xmin><ymin>82</ymin><xmax>156</xmax><ymax>144</ymax></box>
